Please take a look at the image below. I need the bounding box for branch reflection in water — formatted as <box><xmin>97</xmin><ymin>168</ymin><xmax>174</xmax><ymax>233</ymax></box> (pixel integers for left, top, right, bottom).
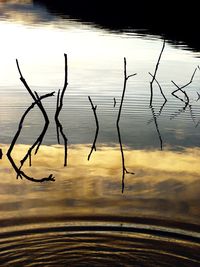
<box><xmin>171</xmin><ymin>68</ymin><xmax>197</xmax><ymax>104</ymax></box>
<box><xmin>2</xmin><ymin>143</ymin><xmax>200</xmax><ymax>224</ymax></box>
<box><xmin>117</xmin><ymin>58</ymin><xmax>136</xmax><ymax>193</ymax></box>
<box><xmin>55</xmin><ymin>53</ymin><xmax>68</xmax><ymax>167</ymax></box>
<box><xmin>149</xmin><ymin>105</ymin><xmax>163</xmax><ymax>151</ymax></box>
<box><xmin>149</xmin><ymin>39</ymin><xmax>166</xmax><ymax>106</ymax></box>
<box><xmin>6</xmin><ymin>93</ymin><xmax>55</xmax><ymax>182</ymax></box>
<box><xmin>88</xmin><ymin>96</ymin><xmax>99</xmax><ymax>161</ymax></box>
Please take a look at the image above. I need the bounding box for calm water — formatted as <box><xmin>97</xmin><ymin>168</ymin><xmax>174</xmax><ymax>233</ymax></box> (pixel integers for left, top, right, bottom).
<box><xmin>1</xmin><ymin>1</ymin><xmax>200</xmax><ymax>266</ymax></box>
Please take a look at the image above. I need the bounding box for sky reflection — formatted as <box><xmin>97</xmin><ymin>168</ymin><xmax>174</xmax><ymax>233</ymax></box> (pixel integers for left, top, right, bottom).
<box><xmin>0</xmin><ymin>144</ymin><xmax>200</xmax><ymax>224</ymax></box>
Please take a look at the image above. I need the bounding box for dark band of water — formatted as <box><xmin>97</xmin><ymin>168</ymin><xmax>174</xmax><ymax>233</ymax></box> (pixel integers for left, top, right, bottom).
<box><xmin>0</xmin><ymin>216</ymin><xmax>200</xmax><ymax>266</ymax></box>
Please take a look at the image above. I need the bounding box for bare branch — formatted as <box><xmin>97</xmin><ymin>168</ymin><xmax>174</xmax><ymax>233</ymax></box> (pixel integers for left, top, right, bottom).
<box><xmin>88</xmin><ymin>96</ymin><xmax>99</xmax><ymax>160</ymax></box>
<box><xmin>117</xmin><ymin>57</ymin><xmax>136</xmax><ymax>193</ymax></box>
<box><xmin>54</xmin><ymin>53</ymin><xmax>68</xmax><ymax>166</ymax></box>
<box><xmin>150</xmin><ymin>39</ymin><xmax>166</xmax><ymax>106</ymax></box>
<box><xmin>7</xmin><ymin>93</ymin><xmax>55</xmax><ymax>182</ymax></box>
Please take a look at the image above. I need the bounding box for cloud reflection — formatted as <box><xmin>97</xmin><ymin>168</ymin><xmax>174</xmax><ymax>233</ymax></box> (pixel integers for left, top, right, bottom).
<box><xmin>0</xmin><ymin>143</ymin><xmax>200</xmax><ymax>224</ymax></box>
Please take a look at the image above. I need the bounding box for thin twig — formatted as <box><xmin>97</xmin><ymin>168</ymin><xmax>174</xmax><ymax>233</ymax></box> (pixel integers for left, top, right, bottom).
<box><xmin>170</xmin><ymin>101</ymin><xmax>188</xmax><ymax>120</ymax></box>
<box><xmin>147</xmin><ymin>100</ymin><xmax>167</xmax><ymax>124</ymax></box>
<box><xmin>150</xmin><ymin>39</ymin><xmax>166</xmax><ymax>106</ymax></box>
<box><xmin>88</xmin><ymin>96</ymin><xmax>99</xmax><ymax>160</ymax></box>
<box><xmin>7</xmin><ymin>93</ymin><xmax>55</xmax><ymax>182</ymax></box>
<box><xmin>54</xmin><ymin>53</ymin><xmax>68</xmax><ymax>166</ymax></box>
<box><xmin>149</xmin><ymin>72</ymin><xmax>167</xmax><ymax>102</ymax></box>
<box><xmin>171</xmin><ymin>80</ymin><xmax>190</xmax><ymax>104</ymax></box>
<box><xmin>150</xmin><ymin>106</ymin><xmax>163</xmax><ymax>150</ymax></box>
<box><xmin>113</xmin><ymin>97</ymin><xmax>116</xmax><ymax>108</ymax></box>
<box><xmin>117</xmin><ymin>57</ymin><xmax>136</xmax><ymax>193</ymax></box>
<box><xmin>16</xmin><ymin>58</ymin><xmax>52</xmax><ymax>157</ymax></box>
<box><xmin>171</xmin><ymin>68</ymin><xmax>197</xmax><ymax>102</ymax></box>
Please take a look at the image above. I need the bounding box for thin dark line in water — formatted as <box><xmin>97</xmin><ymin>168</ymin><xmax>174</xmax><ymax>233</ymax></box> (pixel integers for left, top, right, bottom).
<box><xmin>171</xmin><ymin>67</ymin><xmax>197</xmax><ymax>103</ymax></box>
<box><xmin>116</xmin><ymin>57</ymin><xmax>136</xmax><ymax>193</ymax></box>
<box><xmin>88</xmin><ymin>96</ymin><xmax>99</xmax><ymax>161</ymax></box>
<box><xmin>0</xmin><ymin>224</ymin><xmax>200</xmax><ymax>245</ymax></box>
<box><xmin>14</xmin><ymin>58</ymin><xmax>56</xmax><ymax>179</ymax></box>
<box><xmin>150</xmin><ymin>105</ymin><xmax>163</xmax><ymax>150</ymax></box>
<box><xmin>149</xmin><ymin>71</ymin><xmax>167</xmax><ymax>102</ymax></box>
<box><xmin>6</xmin><ymin>93</ymin><xmax>55</xmax><ymax>183</ymax></box>
<box><xmin>149</xmin><ymin>39</ymin><xmax>166</xmax><ymax>106</ymax></box>
<box><xmin>169</xmin><ymin>101</ymin><xmax>188</xmax><ymax>120</ymax></box>
<box><xmin>54</xmin><ymin>53</ymin><xmax>68</xmax><ymax>167</ymax></box>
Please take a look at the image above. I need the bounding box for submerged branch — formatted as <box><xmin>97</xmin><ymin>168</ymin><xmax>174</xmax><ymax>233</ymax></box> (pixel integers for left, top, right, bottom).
<box><xmin>117</xmin><ymin>57</ymin><xmax>136</xmax><ymax>193</ymax></box>
<box><xmin>88</xmin><ymin>96</ymin><xmax>99</xmax><ymax>160</ymax></box>
<box><xmin>149</xmin><ymin>72</ymin><xmax>167</xmax><ymax>102</ymax></box>
<box><xmin>171</xmin><ymin>68</ymin><xmax>197</xmax><ymax>103</ymax></box>
<box><xmin>149</xmin><ymin>39</ymin><xmax>166</xmax><ymax>106</ymax></box>
<box><xmin>150</xmin><ymin>106</ymin><xmax>163</xmax><ymax>150</ymax></box>
<box><xmin>7</xmin><ymin>93</ymin><xmax>55</xmax><ymax>182</ymax></box>
<box><xmin>54</xmin><ymin>53</ymin><xmax>68</xmax><ymax>166</ymax></box>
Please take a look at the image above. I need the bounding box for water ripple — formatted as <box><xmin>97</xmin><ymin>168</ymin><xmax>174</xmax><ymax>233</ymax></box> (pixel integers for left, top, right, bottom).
<box><xmin>0</xmin><ymin>216</ymin><xmax>200</xmax><ymax>266</ymax></box>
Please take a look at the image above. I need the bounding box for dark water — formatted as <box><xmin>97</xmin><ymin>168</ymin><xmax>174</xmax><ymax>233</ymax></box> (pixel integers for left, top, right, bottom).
<box><xmin>1</xmin><ymin>1</ymin><xmax>200</xmax><ymax>266</ymax></box>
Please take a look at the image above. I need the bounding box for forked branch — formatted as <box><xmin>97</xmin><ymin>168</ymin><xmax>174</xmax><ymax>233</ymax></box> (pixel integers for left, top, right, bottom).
<box><xmin>117</xmin><ymin>57</ymin><xmax>136</xmax><ymax>193</ymax></box>
<box><xmin>7</xmin><ymin>93</ymin><xmax>55</xmax><ymax>182</ymax></box>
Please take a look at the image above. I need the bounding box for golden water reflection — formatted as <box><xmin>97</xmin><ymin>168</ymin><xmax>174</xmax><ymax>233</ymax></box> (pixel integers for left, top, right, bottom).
<box><xmin>0</xmin><ymin>144</ymin><xmax>200</xmax><ymax>224</ymax></box>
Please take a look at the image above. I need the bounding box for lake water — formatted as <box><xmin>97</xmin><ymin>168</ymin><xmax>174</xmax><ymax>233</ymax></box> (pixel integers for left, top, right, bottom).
<box><xmin>0</xmin><ymin>1</ymin><xmax>200</xmax><ymax>266</ymax></box>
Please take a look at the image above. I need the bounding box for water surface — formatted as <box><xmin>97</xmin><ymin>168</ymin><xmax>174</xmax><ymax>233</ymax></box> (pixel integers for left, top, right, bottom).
<box><xmin>1</xmin><ymin>1</ymin><xmax>200</xmax><ymax>266</ymax></box>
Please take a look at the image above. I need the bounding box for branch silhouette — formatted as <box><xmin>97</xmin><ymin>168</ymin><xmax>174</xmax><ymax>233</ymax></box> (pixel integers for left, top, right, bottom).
<box><xmin>149</xmin><ymin>39</ymin><xmax>166</xmax><ymax>106</ymax></box>
<box><xmin>117</xmin><ymin>57</ymin><xmax>136</xmax><ymax>193</ymax></box>
<box><xmin>7</xmin><ymin>93</ymin><xmax>55</xmax><ymax>182</ymax></box>
<box><xmin>16</xmin><ymin>58</ymin><xmax>52</xmax><ymax>157</ymax></box>
<box><xmin>150</xmin><ymin>105</ymin><xmax>163</xmax><ymax>150</ymax></box>
<box><xmin>55</xmin><ymin>53</ymin><xmax>68</xmax><ymax>166</ymax></box>
<box><xmin>171</xmin><ymin>68</ymin><xmax>197</xmax><ymax>103</ymax></box>
<box><xmin>88</xmin><ymin>96</ymin><xmax>99</xmax><ymax>161</ymax></box>
<box><xmin>170</xmin><ymin>101</ymin><xmax>189</xmax><ymax>120</ymax></box>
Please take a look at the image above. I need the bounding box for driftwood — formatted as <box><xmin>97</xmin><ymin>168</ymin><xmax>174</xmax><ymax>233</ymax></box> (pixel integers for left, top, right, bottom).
<box><xmin>7</xmin><ymin>93</ymin><xmax>55</xmax><ymax>182</ymax></box>
<box><xmin>117</xmin><ymin>57</ymin><xmax>136</xmax><ymax>193</ymax></box>
<box><xmin>55</xmin><ymin>54</ymin><xmax>68</xmax><ymax>166</ymax></box>
<box><xmin>149</xmin><ymin>39</ymin><xmax>166</xmax><ymax>106</ymax></box>
<box><xmin>88</xmin><ymin>96</ymin><xmax>99</xmax><ymax>161</ymax></box>
<box><xmin>0</xmin><ymin>148</ymin><xmax>2</xmax><ymax>159</ymax></box>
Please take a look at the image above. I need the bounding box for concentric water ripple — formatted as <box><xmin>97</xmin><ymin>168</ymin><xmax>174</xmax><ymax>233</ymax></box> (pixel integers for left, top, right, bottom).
<box><xmin>0</xmin><ymin>216</ymin><xmax>200</xmax><ymax>266</ymax></box>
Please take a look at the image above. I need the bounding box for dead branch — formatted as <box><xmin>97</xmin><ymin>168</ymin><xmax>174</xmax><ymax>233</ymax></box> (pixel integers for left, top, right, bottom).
<box><xmin>113</xmin><ymin>97</ymin><xmax>117</xmax><ymax>108</ymax></box>
<box><xmin>150</xmin><ymin>106</ymin><xmax>163</xmax><ymax>150</ymax></box>
<box><xmin>147</xmin><ymin>100</ymin><xmax>167</xmax><ymax>125</ymax></box>
<box><xmin>170</xmin><ymin>101</ymin><xmax>188</xmax><ymax>120</ymax></box>
<box><xmin>54</xmin><ymin>53</ymin><xmax>68</xmax><ymax>166</ymax></box>
<box><xmin>117</xmin><ymin>57</ymin><xmax>136</xmax><ymax>193</ymax></box>
<box><xmin>16</xmin><ymin>58</ymin><xmax>52</xmax><ymax>156</ymax></box>
<box><xmin>18</xmin><ymin>91</ymin><xmax>53</xmax><ymax>175</ymax></box>
<box><xmin>150</xmin><ymin>39</ymin><xmax>166</xmax><ymax>106</ymax></box>
<box><xmin>149</xmin><ymin>71</ymin><xmax>167</xmax><ymax>102</ymax></box>
<box><xmin>171</xmin><ymin>68</ymin><xmax>197</xmax><ymax>102</ymax></box>
<box><xmin>171</xmin><ymin>80</ymin><xmax>190</xmax><ymax>104</ymax></box>
<box><xmin>88</xmin><ymin>96</ymin><xmax>99</xmax><ymax>160</ymax></box>
<box><xmin>7</xmin><ymin>93</ymin><xmax>55</xmax><ymax>182</ymax></box>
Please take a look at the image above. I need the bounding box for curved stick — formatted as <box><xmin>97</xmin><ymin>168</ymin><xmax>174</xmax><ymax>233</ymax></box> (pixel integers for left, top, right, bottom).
<box><xmin>7</xmin><ymin>93</ymin><xmax>55</xmax><ymax>182</ymax></box>
<box><xmin>88</xmin><ymin>96</ymin><xmax>99</xmax><ymax>160</ymax></box>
